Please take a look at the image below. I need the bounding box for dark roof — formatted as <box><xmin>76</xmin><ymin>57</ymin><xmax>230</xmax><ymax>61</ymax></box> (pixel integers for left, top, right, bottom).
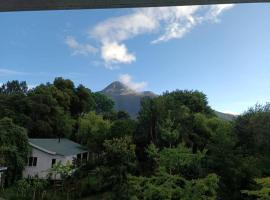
<box><xmin>29</xmin><ymin>138</ymin><xmax>88</xmax><ymax>156</ymax></box>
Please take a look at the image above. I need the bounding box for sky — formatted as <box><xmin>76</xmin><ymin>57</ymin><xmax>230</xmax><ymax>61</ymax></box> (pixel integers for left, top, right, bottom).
<box><xmin>1</xmin><ymin>3</ymin><xmax>270</xmax><ymax>114</ymax></box>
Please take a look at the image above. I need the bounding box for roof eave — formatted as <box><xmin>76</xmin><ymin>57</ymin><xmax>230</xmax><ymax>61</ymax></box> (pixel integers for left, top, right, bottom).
<box><xmin>29</xmin><ymin>142</ymin><xmax>57</xmax><ymax>155</ymax></box>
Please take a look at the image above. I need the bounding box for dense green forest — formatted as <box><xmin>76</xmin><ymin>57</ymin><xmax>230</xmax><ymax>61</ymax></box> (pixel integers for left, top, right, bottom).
<box><xmin>0</xmin><ymin>78</ymin><xmax>270</xmax><ymax>200</ymax></box>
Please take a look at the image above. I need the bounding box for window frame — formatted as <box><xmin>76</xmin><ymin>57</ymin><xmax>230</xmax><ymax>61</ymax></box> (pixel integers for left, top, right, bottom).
<box><xmin>51</xmin><ymin>158</ymin><xmax>56</xmax><ymax>168</ymax></box>
<box><xmin>28</xmin><ymin>156</ymin><xmax>37</xmax><ymax>167</ymax></box>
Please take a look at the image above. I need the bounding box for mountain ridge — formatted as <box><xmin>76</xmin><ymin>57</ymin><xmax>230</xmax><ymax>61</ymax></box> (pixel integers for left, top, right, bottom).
<box><xmin>101</xmin><ymin>81</ymin><xmax>136</xmax><ymax>95</ymax></box>
<box><xmin>100</xmin><ymin>81</ymin><xmax>236</xmax><ymax>120</ymax></box>
<box><xmin>100</xmin><ymin>81</ymin><xmax>156</xmax><ymax>117</ymax></box>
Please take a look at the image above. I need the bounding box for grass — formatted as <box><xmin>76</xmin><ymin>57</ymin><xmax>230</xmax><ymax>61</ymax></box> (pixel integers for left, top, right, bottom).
<box><xmin>80</xmin><ymin>193</ymin><xmax>112</xmax><ymax>200</ymax></box>
<box><xmin>0</xmin><ymin>185</ymin><xmax>112</xmax><ymax>200</ymax></box>
<box><xmin>0</xmin><ymin>187</ymin><xmax>14</xmax><ymax>200</ymax></box>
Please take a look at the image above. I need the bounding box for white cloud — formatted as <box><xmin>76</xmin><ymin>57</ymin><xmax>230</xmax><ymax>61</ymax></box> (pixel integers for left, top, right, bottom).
<box><xmin>88</xmin><ymin>5</ymin><xmax>233</xmax><ymax>66</ymax></box>
<box><xmin>91</xmin><ymin>11</ymin><xmax>157</xmax><ymax>43</ymax></box>
<box><xmin>64</xmin><ymin>4</ymin><xmax>233</xmax><ymax>68</ymax></box>
<box><xmin>145</xmin><ymin>6</ymin><xmax>200</xmax><ymax>43</ymax></box>
<box><xmin>119</xmin><ymin>74</ymin><xmax>147</xmax><ymax>91</ymax></box>
<box><xmin>90</xmin><ymin>5</ymin><xmax>234</xmax><ymax>44</ymax></box>
<box><xmin>101</xmin><ymin>42</ymin><xmax>136</xmax><ymax>67</ymax></box>
<box><xmin>222</xmin><ymin>110</ymin><xmax>240</xmax><ymax>115</ymax></box>
<box><xmin>0</xmin><ymin>68</ymin><xmax>29</xmax><ymax>76</ymax></box>
<box><xmin>65</xmin><ymin>36</ymin><xmax>97</xmax><ymax>56</ymax></box>
<box><xmin>206</xmin><ymin>4</ymin><xmax>234</xmax><ymax>21</ymax></box>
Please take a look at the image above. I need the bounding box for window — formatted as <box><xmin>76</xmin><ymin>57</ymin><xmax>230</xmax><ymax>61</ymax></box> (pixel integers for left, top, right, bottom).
<box><xmin>28</xmin><ymin>157</ymin><xmax>37</xmax><ymax>166</ymax></box>
<box><xmin>82</xmin><ymin>152</ymin><xmax>88</xmax><ymax>163</ymax></box>
<box><xmin>28</xmin><ymin>157</ymin><xmax>33</xmax><ymax>166</ymax></box>
<box><xmin>33</xmin><ymin>157</ymin><xmax>37</xmax><ymax>166</ymax></box>
<box><xmin>51</xmin><ymin>159</ymin><xmax>56</xmax><ymax>167</ymax></box>
<box><xmin>76</xmin><ymin>153</ymin><xmax>82</xmax><ymax>166</ymax></box>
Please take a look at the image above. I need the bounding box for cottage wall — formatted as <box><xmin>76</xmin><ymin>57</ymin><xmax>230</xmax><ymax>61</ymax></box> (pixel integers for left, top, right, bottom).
<box><xmin>23</xmin><ymin>147</ymin><xmax>76</xmax><ymax>179</ymax></box>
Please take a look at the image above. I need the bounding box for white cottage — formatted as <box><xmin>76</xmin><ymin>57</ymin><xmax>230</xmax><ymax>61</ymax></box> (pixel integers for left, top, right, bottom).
<box><xmin>23</xmin><ymin>138</ymin><xmax>89</xmax><ymax>179</ymax></box>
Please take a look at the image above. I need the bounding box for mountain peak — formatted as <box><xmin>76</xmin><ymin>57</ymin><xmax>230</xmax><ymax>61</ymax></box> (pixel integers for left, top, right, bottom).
<box><xmin>101</xmin><ymin>81</ymin><xmax>135</xmax><ymax>95</ymax></box>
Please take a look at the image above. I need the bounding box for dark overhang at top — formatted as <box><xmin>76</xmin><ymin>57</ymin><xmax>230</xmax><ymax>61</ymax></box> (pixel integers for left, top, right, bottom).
<box><xmin>0</xmin><ymin>0</ymin><xmax>269</xmax><ymax>12</ymax></box>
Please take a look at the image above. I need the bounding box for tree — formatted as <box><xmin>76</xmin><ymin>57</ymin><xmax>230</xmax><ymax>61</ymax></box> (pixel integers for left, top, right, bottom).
<box><xmin>0</xmin><ymin>79</ymin><xmax>115</xmax><ymax>140</ymax></box>
<box><xmin>74</xmin><ymin>84</ymin><xmax>96</xmax><ymax>116</ymax></box>
<box><xmin>234</xmin><ymin>103</ymin><xmax>270</xmax><ymax>175</ymax></box>
<box><xmin>135</xmin><ymin>90</ymin><xmax>215</xmax><ymax>164</ymax></box>
<box><xmin>0</xmin><ymin>81</ymin><xmax>31</xmax><ymax>128</ymax></box>
<box><xmin>53</xmin><ymin>78</ymin><xmax>97</xmax><ymax>116</ymax></box>
<box><xmin>78</xmin><ymin>112</ymin><xmax>111</xmax><ymax>154</ymax></box>
<box><xmin>92</xmin><ymin>92</ymin><xmax>114</xmax><ymax>114</ymax></box>
<box><xmin>27</xmin><ymin>84</ymin><xmax>74</xmax><ymax>138</ymax></box>
<box><xmin>0</xmin><ymin>80</ymin><xmax>28</xmax><ymax>95</ymax></box>
<box><xmin>206</xmin><ymin>116</ymin><xmax>260</xmax><ymax>200</ymax></box>
<box><xmin>48</xmin><ymin>161</ymin><xmax>73</xmax><ymax>180</ymax></box>
<box><xmin>159</xmin><ymin>144</ymin><xmax>206</xmax><ymax>178</ymax></box>
<box><xmin>110</xmin><ymin>119</ymin><xmax>136</xmax><ymax>139</ymax></box>
<box><xmin>128</xmin><ymin>143</ymin><xmax>218</xmax><ymax>200</ymax></box>
<box><xmin>158</xmin><ymin>115</ymin><xmax>180</xmax><ymax>148</ymax></box>
<box><xmin>0</xmin><ymin>118</ymin><xmax>29</xmax><ymax>185</ymax></box>
<box><xmin>16</xmin><ymin>178</ymin><xmax>48</xmax><ymax>200</ymax></box>
<box><xmin>242</xmin><ymin>177</ymin><xmax>270</xmax><ymax>200</ymax></box>
<box><xmin>117</xmin><ymin>111</ymin><xmax>130</xmax><ymax>120</ymax></box>
<box><xmin>128</xmin><ymin>171</ymin><xmax>218</xmax><ymax>200</ymax></box>
<box><xmin>97</xmin><ymin>136</ymin><xmax>137</xmax><ymax>199</ymax></box>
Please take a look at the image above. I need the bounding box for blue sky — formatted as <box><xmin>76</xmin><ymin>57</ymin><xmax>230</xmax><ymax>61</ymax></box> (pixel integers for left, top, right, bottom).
<box><xmin>1</xmin><ymin>3</ymin><xmax>270</xmax><ymax>114</ymax></box>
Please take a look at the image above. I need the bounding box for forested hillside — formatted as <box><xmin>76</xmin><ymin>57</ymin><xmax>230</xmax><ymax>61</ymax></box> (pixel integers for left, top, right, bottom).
<box><xmin>101</xmin><ymin>81</ymin><xmax>236</xmax><ymax>121</ymax></box>
<box><xmin>0</xmin><ymin>78</ymin><xmax>270</xmax><ymax>200</ymax></box>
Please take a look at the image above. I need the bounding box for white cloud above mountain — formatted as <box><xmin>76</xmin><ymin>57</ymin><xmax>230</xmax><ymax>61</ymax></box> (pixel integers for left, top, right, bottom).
<box><xmin>101</xmin><ymin>42</ymin><xmax>136</xmax><ymax>67</ymax></box>
<box><xmin>66</xmin><ymin>4</ymin><xmax>234</xmax><ymax>68</ymax></box>
<box><xmin>119</xmin><ymin>74</ymin><xmax>147</xmax><ymax>91</ymax></box>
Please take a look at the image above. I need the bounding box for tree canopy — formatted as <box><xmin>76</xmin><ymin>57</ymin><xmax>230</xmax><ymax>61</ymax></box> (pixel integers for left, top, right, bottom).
<box><xmin>0</xmin><ymin>117</ymin><xmax>29</xmax><ymax>185</ymax></box>
<box><xmin>1</xmin><ymin>79</ymin><xmax>270</xmax><ymax>200</ymax></box>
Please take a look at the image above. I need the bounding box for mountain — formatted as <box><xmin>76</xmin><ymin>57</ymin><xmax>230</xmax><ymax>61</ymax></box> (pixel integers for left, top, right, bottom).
<box><xmin>100</xmin><ymin>81</ymin><xmax>236</xmax><ymax>120</ymax></box>
<box><xmin>214</xmin><ymin>111</ymin><xmax>236</xmax><ymax>121</ymax></box>
<box><xmin>100</xmin><ymin>81</ymin><xmax>156</xmax><ymax>118</ymax></box>
<box><xmin>101</xmin><ymin>81</ymin><xmax>135</xmax><ymax>95</ymax></box>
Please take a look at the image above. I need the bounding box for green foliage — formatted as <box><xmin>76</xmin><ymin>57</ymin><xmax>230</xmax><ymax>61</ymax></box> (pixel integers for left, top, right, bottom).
<box><xmin>146</xmin><ymin>143</ymin><xmax>206</xmax><ymax>178</ymax></box>
<box><xmin>92</xmin><ymin>92</ymin><xmax>114</xmax><ymax>114</ymax></box>
<box><xmin>242</xmin><ymin>177</ymin><xmax>270</xmax><ymax>200</ymax></box>
<box><xmin>117</xmin><ymin>111</ymin><xmax>130</xmax><ymax>120</ymax></box>
<box><xmin>110</xmin><ymin>119</ymin><xmax>136</xmax><ymax>139</ymax></box>
<box><xmin>128</xmin><ymin>170</ymin><xmax>219</xmax><ymax>200</ymax></box>
<box><xmin>234</xmin><ymin>103</ymin><xmax>270</xmax><ymax>175</ymax></box>
<box><xmin>206</xmin><ymin>109</ymin><xmax>262</xmax><ymax>200</ymax></box>
<box><xmin>27</xmin><ymin>84</ymin><xmax>75</xmax><ymax>138</ymax></box>
<box><xmin>103</xmin><ymin>136</ymin><xmax>136</xmax><ymax>167</ymax></box>
<box><xmin>78</xmin><ymin>112</ymin><xmax>111</xmax><ymax>153</ymax></box>
<box><xmin>0</xmin><ymin>78</ymin><xmax>114</xmax><ymax>139</ymax></box>
<box><xmin>75</xmin><ymin>84</ymin><xmax>96</xmax><ymax>115</ymax></box>
<box><xmin>48</xmin><ymin>161</ymin><xmax>73</xmax><ymax>180</ymax></box>
<box><xmin>163</xmin><ymin>90</ymin><xmax>213</xmax><ymax>115</ymax></box>
<box><xmin>159</xmin><ymin>144</ymin><xmax>206</xmax><ymax>178</ymax></box>
<box><xmin>0</xmin><ymin>80</ymin><xmax>28</xmax><ymax>95</ymax></box>
<box><xmin>158</xmin><ymin>115</ymin><xmax>180</xmax><ymax>148</ymax></box>
<box><xmin>128</xmin><ymin>142</ymin><xmax>218</xmax><ymax>200</ymax></box>
<box><xmin>136</xmin><ymin>90</ymin><xmax>214</xmax><ymax>153</ymax></box>
<box><xmin>94</xmin><ymin>136</ymin><xmax>137</xmax><ymax>199</ymax></box>
<box><xmin>12</xmin><ymin>178</ymin><xmax>48</xmax><ymax>200</ymax></box>
<box><xmin>0</xmin><ymin>118</ymin><xmax>29</xmax><ymax>184</ymax></box>
<box><xmin>2</xmin><ymin>79</ymin><xmax>270</xmax><ymax>200</ymax></box>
